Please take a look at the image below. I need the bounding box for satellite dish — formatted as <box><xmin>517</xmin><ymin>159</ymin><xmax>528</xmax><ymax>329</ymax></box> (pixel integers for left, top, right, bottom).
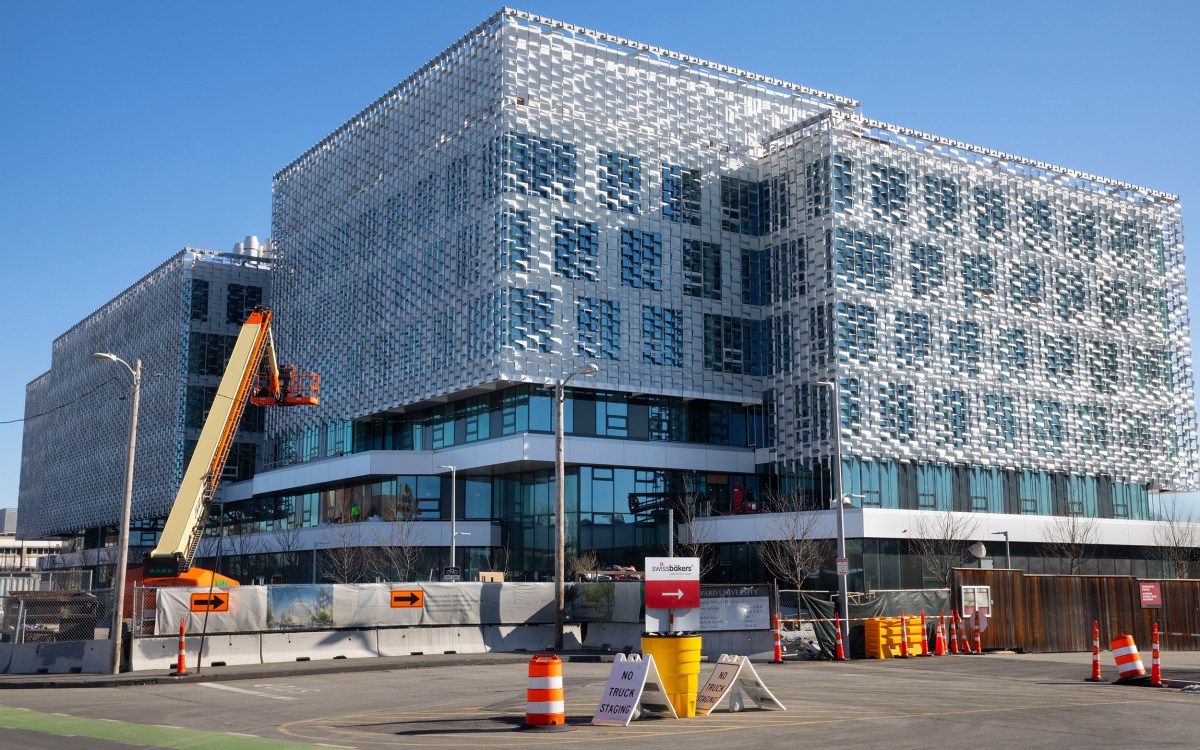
<box><xmin>968</xmin><ymin>542</ymin><xmax>987</xmax><ymax>559</ymax></box>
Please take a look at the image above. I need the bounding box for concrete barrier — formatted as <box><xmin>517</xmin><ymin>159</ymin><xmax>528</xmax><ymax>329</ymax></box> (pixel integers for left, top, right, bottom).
<box><xmin>7</xmin><ymin>640</ymin><xmax>112</xmax><ymax>674</ymax></box>
<box><xmin>199</xmin><ymin>634</ymin><xmax>262</xmax><ymax>667</ymax></box>
<box><xmin>260</xmin><ymin>630</ymin><xmax>378</xmax><ymax>664</ymax></box>
<box><xmin>376</xmin><ymin>627</ymin><xmax>435</xmax><ymax>657</ymax></box>
<box><xmin>582</xmin><ymin>621</ymin><xmax>642</xmax><ymax>652</ymax></box>
<box><xmin>130</xmin><ymin>636</ymin><xmax>204</xmax><ymax>673</ymax></box>
<box><xmin>483</xmin><ymin>624</ymin><xmax>555</xmax><ymax>652</ymax></box>
<box><xmin>423</xmin><ymin>626</ymin><xmax>487</xmax><ymax>655</ymax></box>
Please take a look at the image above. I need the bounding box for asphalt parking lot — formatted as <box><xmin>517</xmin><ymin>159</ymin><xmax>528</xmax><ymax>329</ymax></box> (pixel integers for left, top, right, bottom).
<box><xmin>1</xmin><ymin>650</ymin><xmax>1198</xmax><ymax>749</ymax></box>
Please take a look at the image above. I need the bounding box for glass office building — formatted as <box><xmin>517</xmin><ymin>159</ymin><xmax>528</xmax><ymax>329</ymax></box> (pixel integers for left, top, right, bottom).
<box><xmin>23</xmin><ymin>10</ymin><xmax>1199</xmax><ymax>587</ymax></box>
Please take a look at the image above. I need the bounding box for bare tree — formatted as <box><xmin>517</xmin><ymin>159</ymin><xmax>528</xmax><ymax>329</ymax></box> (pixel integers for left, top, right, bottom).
<box><xmin>908</xmin><ymin>510</ymin><xmax>981</xmax><ymax>587</ymax></box>
<box><xmin>219</xmin><ymin>523</ymin><xmax>263</xmax><ymax>581</ymax></box>
<box><xmin>567</xmin><ymin>549</ymin><xmax>598</xmax><ymax>581</ymax></box>
<box><xmin>364</xmin><ymin>521</ymin><xmax>426</xmax><ymax>583</ymax></box>
<box><xmin>1152</xmin><ymin>497</ymin><xmax>1200</xmax><ymax>579</ymax></box>
<box><xmin>675</xmin><ymin>498</ymin><xmax>718</xmax><ymax>577</ymax></box>
<box><xmin>271</xmin><ymin>523</ymin><xmax>308</xmax><ymax>583</ymax></box>
<box><xmin>1042</xmin><ymin>513</ymin><xmax>1099</xmax><ymax>574</ymax></box>
<box><xmin>483</xmin><ymin>546</ymin><xmax>513</xmax><ymax>577</ymax></box>
<box><xmin>757</xmin><ymin>490</ymin><xmax>831</xmax><ymax>590</ymax></box>
<box><xmin>320</xmin><ymin>521</ymin><xmax>368</xmax><ymax>584</ymax></box>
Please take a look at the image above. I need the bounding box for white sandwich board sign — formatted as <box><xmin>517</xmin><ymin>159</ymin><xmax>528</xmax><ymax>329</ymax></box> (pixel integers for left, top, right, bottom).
<box><xmin>696</xmin><ymin>654</ymin><xmax>786</xmax><ymax>715</ymax></box>
<box><xmin>591</xmin><ymin>653</ymin><xmax>679</xmax><ymax>726</ymax></box>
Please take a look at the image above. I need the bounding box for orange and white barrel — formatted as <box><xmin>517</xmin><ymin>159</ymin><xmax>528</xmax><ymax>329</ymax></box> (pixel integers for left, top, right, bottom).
<box><xmin>525</xmin><ymin>654</ymin><xmax>565</xmax><ymax>726</ymax></box>
<box><xmin>1109</xmin><ymin>634</ymin><xmax>1145</xmax><ymax>681</ymax></box>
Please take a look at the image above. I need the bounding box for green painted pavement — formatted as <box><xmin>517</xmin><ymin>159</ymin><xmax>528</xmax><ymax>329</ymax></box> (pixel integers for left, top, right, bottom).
<box><xmin>0</xmin><ymin>706</ymin><xmax>324</xmax><ymax>749</ymax></box>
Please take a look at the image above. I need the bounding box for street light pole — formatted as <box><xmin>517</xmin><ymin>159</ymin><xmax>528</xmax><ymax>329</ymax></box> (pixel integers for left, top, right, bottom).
<box><xmin>816</xmin><ymin>380</ymin><xmax>855</xmax><ymax>651</ymax></box>
<box><xmin>439</xmin><ymin>465</ymin><xmax>457</xmax><ymax>578</ymax></box>
<box><xmin>993</xmin><ymin>530</ymin><xmax>1011</xmax><ymax>569</ymax></box>
<box><xmin>93</xmin><ymin>352</ymin><xmax>141</xmax><ymax>675</ymax></box>
<box><xmin>555</xmin><ymin>363</ymin><xmax>599</xmax><ymax>651</ymax></box>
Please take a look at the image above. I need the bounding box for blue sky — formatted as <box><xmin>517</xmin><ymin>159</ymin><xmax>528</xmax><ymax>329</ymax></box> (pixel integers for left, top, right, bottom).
<box><xmin>2</xmin><ymin>1</ymin><xmax>1198</xmax><ymax>515</ymax></box>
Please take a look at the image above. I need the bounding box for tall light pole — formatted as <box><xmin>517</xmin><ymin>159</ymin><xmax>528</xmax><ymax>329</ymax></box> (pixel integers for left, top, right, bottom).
<box><xmin>554</xmin><ymin>362</ymin><xmax>599</xmax><ymax>651</ymax></box>
<box><xmin>93</xmin><ymin>352</ymin><xmax>141</xmax><ymax>675</ymax></box>
<box><xmin>816</xmin><ymin>380</ymin><xmax>855</xmax><ymax>651</ymax></box>
<box><xmin>439</xmin><ymin>465</ymin><xmax>458</xmax><ymax>579</ymax></box>
<box><xmin>993</xmin><ymin>530</ymin><xmax>1011</xmax><ymax>569</ymax></box>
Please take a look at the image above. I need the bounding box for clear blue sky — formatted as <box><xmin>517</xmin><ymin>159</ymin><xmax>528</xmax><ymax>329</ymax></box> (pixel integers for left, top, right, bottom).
<box><xmin>2</xmin><ymin>1</ymin><xmax>1199</xmax><ymax>515</ymax></box>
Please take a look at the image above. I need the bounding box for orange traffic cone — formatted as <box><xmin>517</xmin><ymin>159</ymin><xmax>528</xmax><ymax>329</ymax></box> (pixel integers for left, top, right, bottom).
<box><xmin>917</xmin><ymin>610</ymin><xmax>931</xmax><ymax>657</ymax></box>
<box><xmin>950</xmin><ymin>616</ymin><xmax>960</xmax><ymax>654</ymax></box>
<box><xmin>1149</xmin><ymin>623</ymin><xmax>1165</xmax><ymax>688</ymax></box>
<box><xmin>833</xmin><ymin>614</ymin><xmax>846</xmax><ymax>661</ymax></box>
<box><xmin>173</xmin><ymin>617</ymin><xmax>187</xmax><ymax>676</ymax></box>
<box><xmin>773</xmin><ymin>612</ymin><xmax>783</xmax><ymax>663</ymax></box>
<box><xmin>1085</xmin><ymin>620</ymin><xmax>1102</xmax><ymax>681</ymax></box>
<box><xmin>933</xmin><ymin>620</ymin><xmax>947</xmax><ymax>656</ymax></box>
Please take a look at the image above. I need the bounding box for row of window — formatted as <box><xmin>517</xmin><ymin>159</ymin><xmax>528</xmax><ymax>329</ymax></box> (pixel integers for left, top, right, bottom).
<box><xmin>188</xmin><ymin>280</ymin><xmax>264</xmax><ymax>325</ymax></box>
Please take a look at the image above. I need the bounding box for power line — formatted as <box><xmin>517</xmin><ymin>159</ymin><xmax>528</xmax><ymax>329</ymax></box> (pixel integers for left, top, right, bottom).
<box><xmin>0</xmin><ymin>376</ymin><xmax>122</xmax><ymax>425</ymax></box>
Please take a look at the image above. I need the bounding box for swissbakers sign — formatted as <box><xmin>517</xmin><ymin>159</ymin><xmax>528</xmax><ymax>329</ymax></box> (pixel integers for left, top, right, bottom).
<box><xmin>644</xmin><ymin>557</ymin><xmax>700</xmax><ymax>609</ymax></box>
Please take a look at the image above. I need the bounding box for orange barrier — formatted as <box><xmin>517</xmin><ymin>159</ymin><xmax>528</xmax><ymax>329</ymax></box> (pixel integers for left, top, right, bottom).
<box><xmin>833</xmin><ymin>613</ymin><xmax>846</xmax><ymax>661</ymax></box>
<box><xmin>525</xmin><ymin>654</ymin><xmax>565</xmax><ymax>726</ymax></box>
<box><xmin>1149</xmin><ymin>624</ymin><xmax>1164</xmax><ymax>688</ymax></box>
<box><xmin>933</xmin><ymin>620</ymin><xmax>947</xmax><ymax>656</ymax></box>
<box><xmin>1086</xmin><ymin>620</ymin><xmax>1102</xmax><ymax>681</ymax></box>
<box><xmin>173</xmin><ymin>617</ymin><xmax>187</xmax><ymax>676</ymax></box>
<box><xmin>917</xmin><ymin>611</ymin><xmax>931</xmax><ymax>657</ymax></box>
<box><xmin>1109</xmin><ymin>634</ymin><xmax>1146</xmax><ymax>683</ymax></box>
<box><xmin>773</xmin><ymin>612</ymin><xmax>782</xmax><ymax>663</ymax></box>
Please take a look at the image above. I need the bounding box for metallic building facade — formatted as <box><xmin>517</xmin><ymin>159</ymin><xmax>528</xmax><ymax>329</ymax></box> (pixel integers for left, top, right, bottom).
<box><xmin>269</xmin><ymin>8</ymin><xmax>1196</xmax><ymax>507</ymax></box>
<box><xmin>18</xmin><ymin>247</ymin><xmax>272</xmax><ymax>540</ymax></box>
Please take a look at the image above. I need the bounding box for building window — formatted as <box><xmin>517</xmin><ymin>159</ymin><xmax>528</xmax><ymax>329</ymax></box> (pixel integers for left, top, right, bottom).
<box><xmin>683</xmin><ymin>240</ymin><xmax>721</xmax><ymax>300</ymax></box>
<box><xmin>924</xmin><ymin>176</ymin><xmax>960</xmax><ymax>232</ymax></box>
<box><xmin>961</xmin><ymin>252</ymin><xmax>996</xmax><ymax>309</ymax></box>
<box><xmin>599</xmin><ymin>150</ymin><xmax>641</xmax><ymax>214</ymax></box>
<box><xmin>189</xmin><ymin>279</ymin><xmax>209</xmax><ymax>322</ymax></box>
<box><xmin>998</xmin><ymin>328</ymin><xmax>1029</xmax><ymax>381</ymax></box>
<box><xmin>909</xmin><ymin>241</ymin><xmax>946</xmax><ymax>299</ymax></box>
<box><xmin>642</xmin><ymin>306</ymin><xmax>682</xmax><ymax>366</ymax></box>
<box><xmin>1055</xmin><ymin>270</ymin><xmax>1087</xmax><ymax>321</ymax></box>
<box><xmin>935</xmin><ymin>389</ymin><xmax>969</xmax><ymax>446</ymax></box>
<box><xmin>1021</xmin><ymin>198</ymin><xmax>1055</xmax><ymax>249</ymax></box>
<box><xmin>836</xmin><ymin>229</ymin><xmax>893</xmax><ymax>292</ymax></box>
<box><xmin>620</xmin><ymin>229</ymin><xmax>662</xmax><ymax>290</ymax></box>
<box><xmin>1067</xmin><ymin>208</ymin><xmax>1099</xmax><ymax>262</ymax></box>
<box><xmin>741</xmin><ymin>247</ymin><xmax>771</xmax><ymax>305</ymax></box>
<box><xmin>1086</xmin><ymin>340</ymin><xmax>1119</xmax><ymax>394</ymax></box>
<box><xmin>720</xmin><ymin>176</ymin><xmax>764</xmax><ymax>236</ymax></box>
<box><xmin>838</xmin><ymin>302</ymin><xmax>878</xmax><ymax>363</ymax></box>
<box><xmin>226</xmin><ymin>284</ymin><xmax>263</xmax><ymax>325</ymax></box>
<box><xmin>1010</xmin><ymin>261</ymin><xmax>1043</xmax><ymax>308</ymax></box>
<box><xmin>1044</xmin><ymin>333</ymin><xmax>1076</xmax><ymax>384</ymax></box>
<box><xmin>833</xmin><ymin>155</ymin><xmax>855</xmax><ymax>212</ymax></box>
<box><xmin>577</xmin><ymin>297</ymin><xmax>620</xmax><ymax>360</ymax></box>
<box><xmin>870</xmin><ymin>164</ymin><xmax>908</xmax><ymax>224</ymax></box>
<box><xmin>496</xmin><ymin>132</ymin><xmax>577</xmax><ymax>203</ymax></box>
<box><xmin>946</xmin><ymin>319</ymin><xmax>981</xmax><ymax>376</ymax></box>
<box><xmin>894</xmin><ymin>311</ymin><xmax>931</xmax><ymax>368</ymax></box>
<box><xmin>498</xmin><ymin>209</ymin><xmax>532</xmax><ymax>272</ymax></box>
<box><xmin>662</xmin><ymin>164</ymin><xmax>701</xmax><ymax>224</ymax></box>
<box><xmin>187</xmin><ymin>332</ymin><xmax>238</xmax><ymax>376</ymax></box>
<box><xmin>984</xmin><ymin>394</ymin><xmax>1018</xmax><ymax>448</ymax></box>
<box><xmin>503</xmin><ymin>288</ymin><xmax>554</xmax><ymax>352</ymax></box>
<box><xmin>553</xmin><ymin>217</ymin><xmax>598</xmax><ymax>280</ymax></box>
<box><xmin>878</xmin><ymin>382</ymin><xmax>916</xmax><ymax>443</ymax></box>
<box><xmin>974</xmin><ymin>187</ymin><xmax>1007</xmax><ymax>240</ymax></box>
<box><xmin>806</xmin><ymin>157</ymin><xmax>829</xmax><ymax>219</ymax></box>
<box><xmin>703</xmin><ymin>314</ymin><xmax>747</xmax><ymax>374</ymax></box>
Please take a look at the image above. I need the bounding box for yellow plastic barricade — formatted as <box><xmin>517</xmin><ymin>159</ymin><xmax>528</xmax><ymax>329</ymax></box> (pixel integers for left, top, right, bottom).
<box><xmin>641</xmin><ymin>633</ymin><xmax>702</xmax><ymax>718</ymax></box>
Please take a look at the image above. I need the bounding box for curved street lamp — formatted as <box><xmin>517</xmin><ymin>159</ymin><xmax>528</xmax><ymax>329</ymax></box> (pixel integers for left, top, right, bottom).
<box><xmin>92</xmin><ymin>352</ymin><xmax>141</xmax><ymax>674</ymax></box>
<box><xmin>555</xmin><ymin>363</ymin><xmax>599</xmax><ymax>650</ymax></box>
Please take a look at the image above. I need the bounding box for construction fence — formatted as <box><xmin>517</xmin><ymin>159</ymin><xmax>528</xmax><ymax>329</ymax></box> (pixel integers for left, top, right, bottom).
<box><xmin>777</xmin><ymin>588</ymin><xmax>951</xmax><ymax>659</ymax></box>
<box><xmin>948</xmin><ymin>568</ymin><xmax>1200</xmax><ymax>653</ymax></box>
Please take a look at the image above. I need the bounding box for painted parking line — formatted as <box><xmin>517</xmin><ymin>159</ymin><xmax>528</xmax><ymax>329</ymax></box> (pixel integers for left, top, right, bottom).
<box><xmin>199</xmin><ymin>683</ymin><xmax>299</xmax><ymax>701</ymax></box>
<box><xmin>0</xmin><ymin>706</ymin><xmax>318</xmax><ymax>749</ymax></box>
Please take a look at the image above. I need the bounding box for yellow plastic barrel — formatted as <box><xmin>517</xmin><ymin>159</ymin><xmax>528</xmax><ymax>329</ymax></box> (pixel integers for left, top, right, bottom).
<box><xmin>641</xmin><ymin>633</ymin><xmax>703</xmax><ymax>718</ymax></box>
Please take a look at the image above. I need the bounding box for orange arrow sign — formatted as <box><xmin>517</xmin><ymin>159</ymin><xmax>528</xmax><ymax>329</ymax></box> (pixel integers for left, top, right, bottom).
<box><xmin>189</xmin><ymin>593</ymin><xmax>229</xmax><ymax>612</ymax></box>
<box><xmin>391</xmin><ymin>590</ymin><xmax>424</xmax><ymax>608</ymax></box>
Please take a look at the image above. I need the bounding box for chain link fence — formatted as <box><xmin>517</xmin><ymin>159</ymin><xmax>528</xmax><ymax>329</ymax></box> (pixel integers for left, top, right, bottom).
<box><xmin>1</xmin><ymin>589</ymin><xmax>113</xmax><ymax>644</ymax></box>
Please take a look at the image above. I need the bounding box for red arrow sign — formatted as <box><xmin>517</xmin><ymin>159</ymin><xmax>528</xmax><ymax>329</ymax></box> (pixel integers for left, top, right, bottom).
<box><xmin>646</xmin><ymin>579</ymin><xmax>700</xmax><ymax>609</ymax></box>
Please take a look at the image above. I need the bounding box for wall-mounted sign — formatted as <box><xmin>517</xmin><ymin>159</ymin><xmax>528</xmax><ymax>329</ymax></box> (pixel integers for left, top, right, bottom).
<box><xmin>1139</xmin><ymin>581</ymin><xmax>1162</xmax><ymax>609</ymax></box>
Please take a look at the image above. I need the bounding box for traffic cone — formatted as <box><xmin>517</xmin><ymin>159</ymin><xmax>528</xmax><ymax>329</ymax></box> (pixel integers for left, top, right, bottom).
<box><xmin>933</xmin><ymin>620</ymin><xmax>947</xmax><ymax>656</ymax></box>
<box><xmin>1085</xmin><ymin>620</ymin><xmax>1102</xmax><ymax>681</ymax></box>
<box><xmin>1149</xmin><ymin>623</ymin><xmax>1165</xmax><ymax>688</ymax></box>
<box><xmin>917</xmin><ymin>610</ymin><xmax>931</xmax><ymax>657</ymax></box>
<box><xmin>898</xmin><ymin>612</ymin><xmax>910</xmax><ymax>658</ymax></box>
<box><xmin>956</xmin><ymin>612</ymin><xmax>973</xmax><ymax>654</ymax></box>
<box><xmin>173</xmin><ymin>617</ymin><xmax>187</xmax><ymax>676</ymax></box>
<box><xmin>833</xmin><ymin>614</ymin><xmax>846</xmax><ymax>661</ymax></box>
<box><xmin>950</xmin><ymin>616</ymin><xmax>960</xmax><ymax>654</ymax></box>
<box><xmin>773</xmin><ymin>612</ymin><xmax>783</xmax><ymax>663</ymax></box>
